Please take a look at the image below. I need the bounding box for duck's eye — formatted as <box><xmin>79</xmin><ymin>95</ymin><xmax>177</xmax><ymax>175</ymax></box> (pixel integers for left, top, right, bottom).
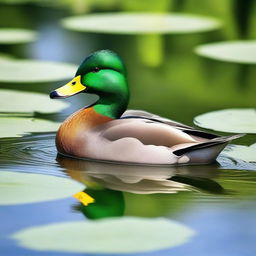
<box><xmin>71</xmin><ymin>81</ymin><xmax>76</xmax><ymax>85</ymax></box>
<box><xmin>92</xmin><ymin>67</ymin><xmax>100</xmax><ymax>73</ymax></box>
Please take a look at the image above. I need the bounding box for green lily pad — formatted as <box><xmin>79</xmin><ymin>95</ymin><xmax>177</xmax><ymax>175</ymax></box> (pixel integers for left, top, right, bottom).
<box><xmin>0</xmin><ymin>59</ymin><xmax>77</xmax><ymax>83</ymax></box>
<box><xmin>12</xmin><ymin>217</ymin><xmax>195</xmax><ymax>253</ymax></box>
<box><xmin>0</xmin><ymin>28</ymin><xmax>37</xmax><ymax>44</ymax></box>
<box><xmin>0</xmin><ymin>117</ymin><xmax>61</xmax><ymax>138</ymax></box>
<box><xmin>0</xmin><ymin>89</ymin><xmax>69</xmax><ymax>114</ymax></box>
<box><xmin>0</xmin><ymin>170</ymin><xmax>84</xmax><ymax>205</ymax></box>
<box><xmin>222</xmin><ymin>143</ymin><xmax>256</xmax><ymax>163</ymax></box>
<box><xmin>194</xmin><ymin>108</ymin><xmax>256</xmax><ymax>133</ymax></box>
<box><xmin>195</xmin><ymin>41</ymin><xmax>256</xmax><ymax>64</ymax></box>
<box><xmin>61</xmin><ymin>13</ymin><xmax>221</xmax><ymax>34</ymax></box>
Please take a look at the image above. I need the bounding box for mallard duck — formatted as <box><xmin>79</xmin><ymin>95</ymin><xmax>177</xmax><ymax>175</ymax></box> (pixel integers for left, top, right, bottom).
<box><xmin>50</xmin><ymin>50</ymin><xmax>242</xmax><ymax>165</ymax></box>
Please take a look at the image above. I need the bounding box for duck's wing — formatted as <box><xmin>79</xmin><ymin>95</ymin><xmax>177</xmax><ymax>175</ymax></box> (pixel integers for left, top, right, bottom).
<box><xmin>121</xmin><ymin>109</ymin><xmax>244</xmax><ymax>158</ymax></box>
<box><xmin>97</xmin><ymin>117</ymin><xmax>197</xmax><ymax>165</ymax></box>
<box><xmin>100</xmin><ymin>117</ymin><xmax>199</xmax><ymax>148</ymax></box>
<box><xmin>94</xmin><ymin>110</ymin><xmax>243</xmax><ymax>165</ymax></box>
<box><xmin>121</xmin><ymin>109</ymin><xmax>192</xmax><ymax>129</ymax></box>
<box><xmin>121</xmin><ymin>109</ymin><xmax>218</xmax><ymax>141</ymax></box>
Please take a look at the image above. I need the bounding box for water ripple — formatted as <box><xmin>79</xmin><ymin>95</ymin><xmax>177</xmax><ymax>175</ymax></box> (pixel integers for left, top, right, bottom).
<box><xmin>0</xmin><ymin>133</ymin><xmax>66</xmax><ymax>177</ymax></box>
<box><xmin>217</xmin><ymin>155</ymin><xmax>256</xmax><ymax>171</ymax></box>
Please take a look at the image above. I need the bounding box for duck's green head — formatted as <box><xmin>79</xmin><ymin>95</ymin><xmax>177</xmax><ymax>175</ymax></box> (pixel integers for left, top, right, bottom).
<box><xmin>50</xmin><ymin>50</ymin><xmax>129</xmax><ymax>119</ymax></box>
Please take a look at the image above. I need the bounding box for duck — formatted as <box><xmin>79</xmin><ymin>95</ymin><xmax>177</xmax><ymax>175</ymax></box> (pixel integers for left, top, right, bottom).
<box><xmin>50</xmin><ymin>49</ymin><xmax>242</xmax><ymax>166</ymax></box>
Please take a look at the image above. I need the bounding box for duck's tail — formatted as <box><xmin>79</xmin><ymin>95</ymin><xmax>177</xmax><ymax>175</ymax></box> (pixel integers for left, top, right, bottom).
<box><xmin>173</xmin><ymin>134</ymin><xmax>245</xmax><ymax>164</ymax></box>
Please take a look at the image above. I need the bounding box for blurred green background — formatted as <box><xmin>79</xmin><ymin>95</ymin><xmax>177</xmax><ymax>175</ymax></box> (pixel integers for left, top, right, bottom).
<box><xmin>0</xmin><ymin>0</ymin><xmax>255</xmax><ymax>126</ymax></box>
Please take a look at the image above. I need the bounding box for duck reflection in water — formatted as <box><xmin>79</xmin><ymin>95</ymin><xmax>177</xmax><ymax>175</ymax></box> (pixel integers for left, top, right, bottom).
<box><xmin>57</xmin><ymin>155</ymin><xmax>224</xmax><ymax>195</ymax></box>
<box><xmin>57</xmin><ymin>155</ymin><xmax>225</xmax><ymax>219</ymax></box>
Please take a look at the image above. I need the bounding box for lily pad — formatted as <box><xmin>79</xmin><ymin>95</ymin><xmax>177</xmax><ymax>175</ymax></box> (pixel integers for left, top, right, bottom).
<box><xmin>0</xmin><ymin>28</ymin><xmax>37</xmax><ymax>44</ymax></box>
<box><xmin>0</xmin><ymin>89</ymin><xmax>69</xmax><ymax>114</ymax></box>
<box><xmin>12</xmin><ymin>217</ymin><xmax>195</xmax><ymax>253</ymax></box>
<box><xmin>0</xmin><ymin>117</ymin><xmax>61</xmax><ymax>138</ymax></box>
<box><xmin>0</xmin><ymin>59</ymin><xmax>77</xmax><ymax>83</ymax></box>
<box><xmin>61</xmin><ymin>13</ymin><xmax>221</xmax><ymax>34</ymax></box>
<box><xmin>222</xmin><ymin>143</ymin><xmax>256</xmax><ymax>163</ymax></box>
<box><xmin>0</xmin><ymin>170</ymin><xmax>84</xmax><ymax>205</ymax></box>
<box><xmin>195</xmin><ymin>41</ymin><xmax>256</xmax><ymax>64</ymax></box>
<box><xmin>194</xmin><ymin>108</ymin><xmax>256</xmax><ymax>133</ymax></box>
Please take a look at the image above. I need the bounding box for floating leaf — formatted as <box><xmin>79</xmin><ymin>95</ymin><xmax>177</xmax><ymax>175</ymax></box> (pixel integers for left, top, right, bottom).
<box><xmin>0</xmin><ymin>59</ymin><xmax>77</xmax><ymax>83</ymax></box>
<box><xmin>61</xmin><ymin>13</ymin><xmax>221</xmax><ymax>34</ymax></box>
<box><xmin>195</xmin><ymin>41</ymin><xmax>256</xmax><ymax>64</ymax></box>
<box><xmin>0</xmin><ymin>28</ymin><xmax>37</xmax><ymax>44</ymax></box>
<box><xmin>0</xmin><ymin>117</ymin><xmax>61</xmax><ymax>138</ymax></box>
<box><xmin>194</xmin><ymin>108</ymin><xmax>256</xmax><ymax>133</ymax></box>
<box><xmin>0</xmin><ymin>89</ymin><xmax>69</xmax><ymax>114</ymax></box>
<box><xmin>0</xmin><ymin>170</ymin><xmax>84</xmax><ymax>205</ymax></box>
<box><xmin>222</xmin><ymin>143</ymin><xmax>256</xmax><ymax>163</ymax></box>
<box><xmin>12</xmin><ymin>217</ymin><xmax>195</xmax><ymax>253</ymax></box>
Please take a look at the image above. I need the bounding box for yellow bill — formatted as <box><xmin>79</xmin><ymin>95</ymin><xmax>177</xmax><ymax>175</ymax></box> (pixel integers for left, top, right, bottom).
<box><xmin>50</xmin><ymin>75</ymin><xmax>86</xmax><ymax>98</ymax></box>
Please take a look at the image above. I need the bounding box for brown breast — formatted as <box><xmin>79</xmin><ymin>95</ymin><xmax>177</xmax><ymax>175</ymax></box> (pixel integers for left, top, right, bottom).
<box><xmin>56</xmin><ymin>107</ymin><xmax>112</xmax><ymax>156</ymax></box>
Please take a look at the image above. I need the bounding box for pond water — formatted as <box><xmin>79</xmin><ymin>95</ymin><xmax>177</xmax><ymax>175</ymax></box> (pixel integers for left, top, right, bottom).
<box><xmin>0</xmin><ymin>2</ymin><xmax>256</xmax><ymax>256</ymax></box>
